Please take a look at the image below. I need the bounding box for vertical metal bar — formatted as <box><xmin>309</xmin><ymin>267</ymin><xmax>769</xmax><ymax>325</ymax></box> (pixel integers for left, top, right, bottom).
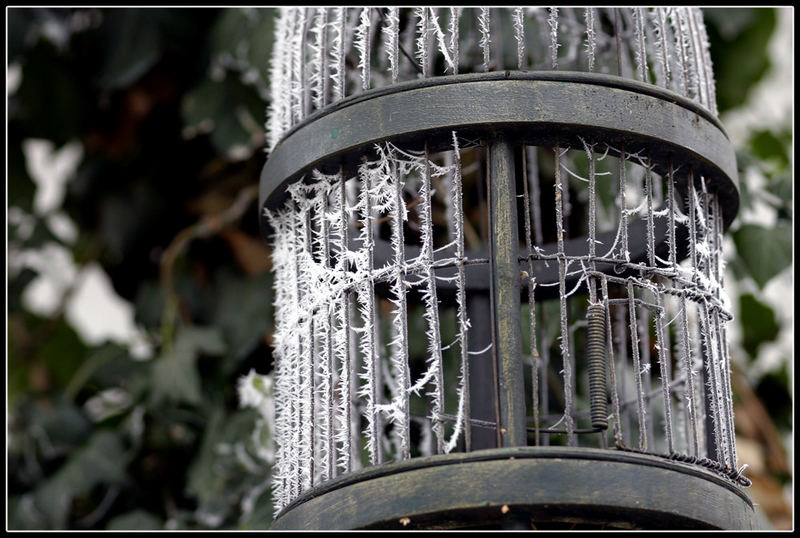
<box><xmin>654</xmin><ymin>295</ymin><xmax>674</xmax><ymax>454</ymax></box>
<box><xmin>527</xmin><ymin>146</ymin><xmax>544</xmax><ymax>247</ymax></box>
<box><xmin>485</xmin><ymin>144</ymin><xmax>503</xmax><ymax>449</ymax></box>
<box><xmin>586</xmin><ymin>139</ymin><xmax>598</xmax><ymax>302</ymax></box>
<box><xmin>627</xmin><ymin>280</ymin><xmax>647</xmax><ymax>452</ymax></box>
<box><xmin>554</xmin><ymin>141</ymin><xmax>576</xmax><ymax>446</ymax></box>
<box><xmin>320</xmin><ymin>8</ymin><xmax>330</xmax><ymax>108</ymax></box>
<box><xmin>638</xmin><ymin>303</ymin><xmax>654</xmax><ymax>450</ymax></box>
<box><xmin>668</xmin><ymin>155</ymin><xmax>677</xmax><ymax>267</ymax></box>
<box><xmin>618</xmin><ymin>145</ymin><xmax>629</xmax><ymax>261</ymax></box>
<box><xmin>449</xmin><ymin>135</ymin><xmax>472</xmax><ymax>452</ymax></box>
<box><xmin>539</xmin><ymin>319</ymin><xmax>551</xmax><ymax>447</ymax></box>
<box><xmin>389</xmin><ymin>152</ymin><xmax>411</xmax><ymax>460</ymax></box>
<box><xmin>700</xmin><ymin>299</ymin><xmax>721</xmax><ymax>462</ymax></box>
<box><xmin>308</xmin><ymin>315</ymin><xmax>316</xmax><ymax>485</ymax></box>
<box><xmin>614</xmin><ymin>300</ymin><xmax>630</xmax><ymax>446</ymax></box>
<box><xmin>645</xmin><ymin>155</ymin><xmax>656</xmax><ymax>267</ymax></box>
<box><xmin>613</xmin><ymin>8</ymin><xmax>623</xmax><ymax>77</ymax></box>
<box><xmin>361</xmin><ymin>159</ymin><xmax>381</xmax><ymax>465</ymax></box>
<box><xmin>316</xmin><ymin>179</ymin><xmax>335</xmax><ymax>481</ymax></box>
<box><xmin>338</xmin><ymin>167</ymin><xmax>353</xmax><ymax>475</ymax></box>
<box><xmin>467</xmin><ymin>294</ymin><xmax>496</xmax><ymax>450</ymax></box>
<box><xmin>680</xmin><ymin>295</ymin><xmax>700</xmax><ymax>457</ymax></box>
<box><xmin>289</xmin><ymin>201</ymin><xmax>304</xmax><ymax>497</ymax></box>
<box><xmin>302</xmin><ymin>210</ymin><xmax>317</xmax><ymax>486</ymax></box>
<box><xmin>422</xmin><ymin>140</ymin><xmax>446</xmax><ymax>454</ymax></box>
<box><xmin>300</xmin><ymin>9</ymin><xmax>312</xmax><ymax>119</ymax></box>
<box><xmin>601</xmin><ymin>276</ymin><xmax>624</xmax><ymax>448</ymax></box>
<box><xmin>488</xmin><ymin>135</ymin><xmax>527</xmax><ymax>447</ymax></box>
<box><xmin>521</xmin><ymin>142</ymin><xmax>540</xmax><ymax>445</ymax></box>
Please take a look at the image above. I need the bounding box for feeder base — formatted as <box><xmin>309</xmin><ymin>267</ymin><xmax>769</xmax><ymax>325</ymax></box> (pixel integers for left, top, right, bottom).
<box><xmin>271</xmin><ymin>447</ymin><xmax>757</xmax><ymax>530</ymax></box>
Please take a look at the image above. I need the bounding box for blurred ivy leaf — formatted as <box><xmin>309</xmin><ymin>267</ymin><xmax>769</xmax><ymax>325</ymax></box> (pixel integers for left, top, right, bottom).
<box><xmin>34</xmin><ymin>403</ymin><xmax>94</xmax><ymax>453</ymax></box>
<box><xmin>8</xmin><ymin>268</ymin><xmax>39</xmax><ymax>313</ymax></box>
<box><xmin>236</xmin><ymin>484</ymin><xmax>273</xmax><ymax>530</ymax></box>
<box><xmin>211</xmin><ymin>271</ymin><xmax>272</xmax><ymax>362</ymax></box>
<box><xmin>182</xmin><ymin>76</ymin><xmax>264</xmax><ymax>160</ymax></box>
<box><xmin>32</xmin><ymin>430</ymin><xmax>129</xmax><ymax>528</ymax></box>
<box><xmin>134</xmin><ymin>281</ymin><xmax>167</xmax><ymax>330</ymax></box>
<box><xmin>704</xmin><ymin>8</ymin><xmax>776</xmax><ymax>113</ymax></box>
<box><xmin>7</xmin><ymin>8</ymin><xmax>36</xmax><ymax>61</ymax></box>
<box><xmin>98</xmin><ymin>184</ymin><xmax>166</xmax><ymax>265</ymax></box>
<box><xmin>150</xmin><ymin>327</ymin><xmax>226</xmax><ymax>406</ymax></box>
<box><xmin>749</xmin><ymin>128</ymin><xmax>792</xmax><ymax>171</ymax></box>
<box><xmin>766</xmin><ymin>175</ymin><xmax>792</xmax><ymax>214</ymax></box>
<box><xmin>7</xmin><ymin>139</ymin><xmax>36</xmax><ymax>213</ymax></box>
<box><xmin>186</xmin><ymin>407</ymin><xmax>271</xmax><ymax>528</ymax></box>
<box><xmin>16</xmin><ymin>41</ymin><xmax>87</xmax><ymax>145</ymax></box>
<box><xmin>83</xmin><ymin>343</ymin><xmax>148</xmax><ymax>391</ymax></box>
<box><xmin>34</xmin><ymin>319</ymin><xmax>91</xmax><ymax>390</ymax></box>
<box><xmin>755</xmin><ymin>362</ymin><xmax>792</xmax><ymax>433</ymax></box>
<box><xmin>732</xmin><ymin>223</ymin><xmax>792</xmax><ymax>289</ymax></box>
<box><xmin>106</xmin><ymin>510</ymin><xmax>163</xmax><ymax>530</ymax></box>
<box><xmin>211</xmin><ymin>8</ymin><xmax>275</xmax><ymax>96</ymax></box>
<box><xmin>97</xmin><ymin>9</ymin><xmax>162</xmax><ymax>89</ymax></box>
<box><xmin>739</xmin><ymin>293</ymin><xmax>780</xmax><ymax>358</ymax></box>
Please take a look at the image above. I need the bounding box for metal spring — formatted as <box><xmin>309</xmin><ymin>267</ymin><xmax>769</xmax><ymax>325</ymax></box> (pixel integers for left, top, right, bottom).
<box><xmin>586</xmin><ymin>303</ymin><xmax>608</xmax><ymax>430</ymax></box>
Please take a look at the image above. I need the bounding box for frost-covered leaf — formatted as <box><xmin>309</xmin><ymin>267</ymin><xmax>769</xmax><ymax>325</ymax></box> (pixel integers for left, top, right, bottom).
<box><xmin>32</xmin><ymin>430</ymin><xmax>129</xmax><ymax>528</ymax></box>
<box><xmin>211</xmin><ymin>271</ymin><xmax>272</xmax><ymax>362</ymax></box>
<box><xmin>150</xmin><ymin>327</ymin><xmax>226</xmax><ymax>406</ymax></box>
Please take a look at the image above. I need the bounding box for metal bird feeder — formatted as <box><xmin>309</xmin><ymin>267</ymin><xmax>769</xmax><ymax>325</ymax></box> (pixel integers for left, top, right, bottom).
<box><xmin>258</xmin><ymin>7</ymin><xmax>756</xmax><ymax>530</ymax></box>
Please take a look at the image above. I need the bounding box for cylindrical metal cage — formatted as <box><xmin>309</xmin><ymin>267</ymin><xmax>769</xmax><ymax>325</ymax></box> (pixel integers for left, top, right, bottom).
<box><xmin>259</xmin><ymin>7</ymin><xmax>755</xmax><ymax>530</ymax></box>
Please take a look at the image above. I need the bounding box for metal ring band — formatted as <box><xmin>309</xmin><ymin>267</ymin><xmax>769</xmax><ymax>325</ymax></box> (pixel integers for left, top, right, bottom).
<box><xmin>259</xmin><ymin>70</ymin><xmax>739</xmax><ymax>237</ymax></box>
<box><xmin>271</xmin><ymin>447</ymin><xmax>756</xmax><ymax>530</ymax></box>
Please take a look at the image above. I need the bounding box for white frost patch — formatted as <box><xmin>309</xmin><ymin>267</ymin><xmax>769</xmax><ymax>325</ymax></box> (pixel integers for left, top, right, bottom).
<box><xmin>22</xmin><ymin>138</ymin><xmax>83</xmax><ymax>215</ymax></box>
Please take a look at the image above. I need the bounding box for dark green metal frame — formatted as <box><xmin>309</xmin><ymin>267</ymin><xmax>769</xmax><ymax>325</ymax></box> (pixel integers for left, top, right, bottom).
<box><xmin>271</xmin><ymin>447</ymin><xmax>756</xmax><ymax>530</ymax></box>
<box><xmin>260</xmin><ymin>71</ymin><xmax>749</xmax><ymax>530</ymax></box>
<box><xmin>259</xmin><ymin>70</ymin><xmax>739</xmax><ymax>236</ymax></box>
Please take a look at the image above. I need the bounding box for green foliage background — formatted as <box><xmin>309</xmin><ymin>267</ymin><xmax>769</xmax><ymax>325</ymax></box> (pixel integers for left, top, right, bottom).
<box><xmin>6</xmin><ymin>8</ymin><xmax>792</xmax><ymax>530</ymax></box>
